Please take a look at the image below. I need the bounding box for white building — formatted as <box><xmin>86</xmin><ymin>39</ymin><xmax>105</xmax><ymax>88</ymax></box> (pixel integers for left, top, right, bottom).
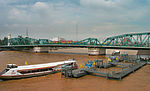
<box><xmin>50</xmin><ymin>37</ymin><xmax>65</xmax><ymax>41</ymax></box>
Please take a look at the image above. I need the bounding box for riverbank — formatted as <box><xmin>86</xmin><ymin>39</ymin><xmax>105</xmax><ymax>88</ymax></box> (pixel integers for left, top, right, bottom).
<box><xmin>49</xmin><ymin>48</ymin><xmax>138</xmax><ymax>55</ymax></box>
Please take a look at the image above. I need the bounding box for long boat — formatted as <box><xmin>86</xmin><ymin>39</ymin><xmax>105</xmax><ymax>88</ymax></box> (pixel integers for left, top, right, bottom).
<box><xmin>0</xmin><ymin>59</ymin><xmax>77</xmax><ymax>80</ymax></box>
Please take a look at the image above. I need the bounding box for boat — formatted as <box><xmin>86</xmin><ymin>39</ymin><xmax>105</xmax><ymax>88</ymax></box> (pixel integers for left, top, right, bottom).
<box><xmin>112</xmin><ymin>50</ymin><xmax>120</xmax><ymax>56</ymax></box>
<box><xmin>0</xmin><ymin>59</ymin><xmax>77</xmax><ymax>80</ymax></box>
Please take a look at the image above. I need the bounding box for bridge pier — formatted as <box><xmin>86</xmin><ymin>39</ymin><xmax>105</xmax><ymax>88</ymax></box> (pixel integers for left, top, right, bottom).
<box><xmin>88</xmin><ymin>48</ymin><xmax>106</xmax><ymax>55</ymax></box>
<box><xmin>33</xmin><ymin>47</ymin><xmax>49</xmax><ymax>53</ymax></box>
<box><xmin>137</xmin><ymin>50</ymin><xmax>150</xmax><ymax>55</ymax></box>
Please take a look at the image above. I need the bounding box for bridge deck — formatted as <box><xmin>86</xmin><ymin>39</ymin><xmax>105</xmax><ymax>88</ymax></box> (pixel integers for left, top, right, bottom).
<box><xmin>1</xmin><ymin>44</ymin><xmax>150</xmax><ymax>50</ymax></box>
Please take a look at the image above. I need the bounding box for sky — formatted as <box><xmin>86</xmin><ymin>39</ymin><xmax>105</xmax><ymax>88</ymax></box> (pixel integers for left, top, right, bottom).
<box><xmin>0</xmin><ymin>0</ymin><xmax>150</xmax><ymax>41</ymax></box>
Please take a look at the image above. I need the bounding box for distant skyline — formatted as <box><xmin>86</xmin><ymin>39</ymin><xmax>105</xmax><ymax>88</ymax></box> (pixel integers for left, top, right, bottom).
<box><xmin>0</xmin><ymin>0</ymin><xmax>150</xmax><ymax>40</ymax></box>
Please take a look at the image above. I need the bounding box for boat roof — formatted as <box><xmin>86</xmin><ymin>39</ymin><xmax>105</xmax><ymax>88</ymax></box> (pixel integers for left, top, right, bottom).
<box><xmin>114</xmin><ymin>50</ymin><xmax>120</xmax><ymax>52</ymax></box>
<box><xmin>10</xmin><ymin>60</ymin><xmax>76</xmax><ymax>71</ymax></box>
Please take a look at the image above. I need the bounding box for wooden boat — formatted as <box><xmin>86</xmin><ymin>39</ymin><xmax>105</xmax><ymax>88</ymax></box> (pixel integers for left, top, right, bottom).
<box><xmin>0</xmin><ymin>59</ymin><xmax>77</xmax><ymax>80</ymax></box>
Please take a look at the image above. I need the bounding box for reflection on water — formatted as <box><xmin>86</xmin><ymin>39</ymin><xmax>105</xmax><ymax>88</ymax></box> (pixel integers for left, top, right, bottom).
<box><xmin>0</xmin><ymin>51</ymin><xmax>150</xmax><ymax>91</ymax></box>
<box><xmin>49</xmin><ymin>51</ymin><xmax>88</xmax><ymax>55</ymax></box>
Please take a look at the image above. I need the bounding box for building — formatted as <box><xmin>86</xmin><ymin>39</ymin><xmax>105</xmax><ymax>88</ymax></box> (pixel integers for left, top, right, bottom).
<box><xmin>50</xmin><ymin>37</ymin><xmax>65</xmax><ymax>41</ymax></box>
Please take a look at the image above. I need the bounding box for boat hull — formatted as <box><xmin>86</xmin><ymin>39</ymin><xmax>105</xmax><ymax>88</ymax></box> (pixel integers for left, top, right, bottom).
<box><xmin>0</xmin><ymin>70</ymin><xmax>58</xmax><ymax>80</ymax></box>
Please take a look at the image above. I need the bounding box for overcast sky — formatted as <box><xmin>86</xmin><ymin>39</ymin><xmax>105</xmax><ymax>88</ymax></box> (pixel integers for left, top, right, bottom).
<box><xmin>0</xmin><ymin>0</ymin><xmax>150</xmax><ymax>40</ymax></box>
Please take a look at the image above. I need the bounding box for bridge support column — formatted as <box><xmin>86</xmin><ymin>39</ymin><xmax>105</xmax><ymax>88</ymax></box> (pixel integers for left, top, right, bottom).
<box><xmin>137</xmin><ymin>50</ymin><xmax>150</xmax><ymax>55</ymax></box>
<box><xmin>88</xmin><ymin>48</ymin><xmax>106</xmax><ymax>55</ymax></box>
<box><xmin>33</xmin><ymin>47</ymin><xmax>49</xmax><ymax>53</ymax></box>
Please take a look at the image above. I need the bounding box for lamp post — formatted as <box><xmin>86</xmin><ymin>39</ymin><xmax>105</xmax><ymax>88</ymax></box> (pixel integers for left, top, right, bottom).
<box><xmin>8</xmin><ymin>34</ymin><xmax>11</xmax><ymax>46</ymax></box>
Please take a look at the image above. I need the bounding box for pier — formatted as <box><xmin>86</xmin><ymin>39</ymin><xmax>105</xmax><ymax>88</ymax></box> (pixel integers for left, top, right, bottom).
<box><xmin>61</xmin><ymin>55</ymin><xmax>148</xmax><ymax>80</ymax></box>
<box><xmin>61</xmin><ymin>65</ymin><xmax>87</xmax><ymax>78</ymax></box>
<box><xmin>82</xmin><ymin>61</ymin><xmax>146</xmax><ymax>80</ymax></box>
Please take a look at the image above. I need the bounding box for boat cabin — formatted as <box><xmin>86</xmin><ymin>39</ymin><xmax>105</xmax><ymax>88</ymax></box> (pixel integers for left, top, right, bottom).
<box><xmin>7</xmin><ymin>64</ymin><xmax>18</xmax><ymax>69</ymax></box>
<box><xmin>0</xmin><ymin>64</ymin><xmax>17</xmax><ymax>75</ymax></box>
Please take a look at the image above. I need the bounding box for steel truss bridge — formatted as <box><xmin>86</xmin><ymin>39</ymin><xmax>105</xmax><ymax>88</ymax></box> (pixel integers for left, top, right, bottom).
<box><xmin>0</xmin><ymin>32</ymin><xmax>150</xmax><ymax>50</ymax></box>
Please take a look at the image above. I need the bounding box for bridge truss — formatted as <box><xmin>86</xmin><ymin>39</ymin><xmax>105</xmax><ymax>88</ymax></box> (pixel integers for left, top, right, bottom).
<box><xmin>103</xmin><ymin>32</ymin><xmax>150</xmax><ymax>47</ymax></box>
<box><xmin>1</xmin><ymin>36</ymin><xmax>52</xmax><ymax>45</ymax></box>
<box><xmin>76</xmin><ymin>38</ymin><xmax>100</xmax><ymax>45</ymax></box>
<box><xmin>0</xmin><ymin>32</ymin><xmax>150</xmax><ymax>48</ymax></box>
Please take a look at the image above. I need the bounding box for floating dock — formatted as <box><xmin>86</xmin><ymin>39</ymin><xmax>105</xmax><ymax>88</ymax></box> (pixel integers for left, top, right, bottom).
<box><xmin>83</xmin><ymin>61</ymin><xmax>147</xmax><ymax>80</ymax></box>
<box><xmin>61</xmin><ymin>66</ymin><xmax>87</xmax><ymax>78</ymax></box>
<box><xmin>61</xmin><ymin>55</ymin><xmax>148</xmax><ymax>80</ymax></box>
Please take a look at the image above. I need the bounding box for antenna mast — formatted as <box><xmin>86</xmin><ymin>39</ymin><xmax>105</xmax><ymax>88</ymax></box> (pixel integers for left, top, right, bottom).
<box><xmin>26</xmin><ymin>28</ymin><xmax>28</xmax><ymax>38</ymax></box>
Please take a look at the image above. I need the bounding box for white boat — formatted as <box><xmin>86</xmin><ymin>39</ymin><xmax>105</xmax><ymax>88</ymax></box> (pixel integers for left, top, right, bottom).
<box><xmin>112</xmin><ymin>50</ymin><xmax>120</xmax><ymax>56</ymax></box>
<box><xmin>0</xmin><ymin>59</ymin><xmax>77</xmax><ymax>80</ymax></box>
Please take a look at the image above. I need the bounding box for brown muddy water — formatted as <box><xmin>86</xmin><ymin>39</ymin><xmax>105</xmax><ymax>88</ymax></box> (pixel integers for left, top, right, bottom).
<box><xmin>0</xmin><ymin>51</ymin><xmax>150</xmax><ymax>91</ymax></box>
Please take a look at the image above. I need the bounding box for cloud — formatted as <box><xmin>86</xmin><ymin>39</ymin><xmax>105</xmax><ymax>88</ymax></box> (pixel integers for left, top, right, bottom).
<box><xmin>80</xmin><ymin>0</ymin><xmax>116</xmax><ymax>8</ymax></box>
<box><xmin>32</xmin><ymin>2</ymin><xmax>51</xmax><ymax>11</ymax></box>
<box><xmin>0</xmin><ymin>0</ymin><xmax>150</xmax><ymax>40</ymax></box>
<box><xmin>80</xmin><ymin>0</ymin><xmax>150</xmax><ymax>25</ymax></box>
<box><xmin>8</xmin><ymin>8</ymin><xmax>27</xmax><ymax>21</ymax></box>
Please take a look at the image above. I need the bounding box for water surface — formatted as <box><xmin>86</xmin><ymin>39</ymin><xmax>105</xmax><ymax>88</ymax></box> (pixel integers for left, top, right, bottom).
<box><xmin>0</xmin><ymin>51</ymin><xmax>150</xmax><ymax>91</ymax></box>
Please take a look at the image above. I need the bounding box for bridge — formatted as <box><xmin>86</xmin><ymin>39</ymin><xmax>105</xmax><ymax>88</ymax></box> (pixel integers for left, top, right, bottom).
<box><xmin>0</xmin><ymin>32</ymin><xmax>150</xmax><ymax>55</ymax></box>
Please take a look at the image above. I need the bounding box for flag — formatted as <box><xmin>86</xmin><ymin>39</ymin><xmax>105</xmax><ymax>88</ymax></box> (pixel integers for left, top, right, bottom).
<box><xmin>108</xmin><ymin>58</ymin><xmax>111</xmax><ymax>62</ymax></box>
<box><xmin>80</xmin><ymin>64</ymin><xmax>84</xmax><ymax>68</ymax></box>
<box><xmin>25</xmin><ymin>61</ymin><xmax>28</xmax><ymax>65</ymax></box>
<box><xmin>93</xmin><ymin>62</ymin><xmax>96</xmax><ymax>65</ymax></box>
<box><xmin>116</xmin><ymin>57</ymin><xmax>119</xmax><ymax>61</ymax></box>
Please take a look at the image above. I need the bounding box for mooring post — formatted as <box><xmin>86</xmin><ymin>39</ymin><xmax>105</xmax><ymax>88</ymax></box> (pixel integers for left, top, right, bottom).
<box><xmin>61</xmin><ymin>66</ymin><xmax>63</xmax><ymax>79</ymax></box>
<box><xmin>106</xmin><ymin>74</ymin><xmax>108</xmax><ymax>80</ymax></box>
<box><xmin>119</xmin><ymin>71</ymin><xmax>122</xmax><ymax>81</ymax></box>
<box><xmin>64</xmin><ymin>65</ymin><xmax>68</xmax><ymax>78</ymax></box>
<box><xmin>71</xmin><ymin>66</ymin><xmax>73</xmax><ymax>77</ymax></box>
<box><xmin>131</xmin><ymin>64</ymin><xmax>134</xmax><ymax>73</ymax></box>
<box><xmin>65</xmin><ymin>69</ymin><xmax>68</xmax><ymax>78</ymax></box>
<box><xmin>106</xmin><ymin>72</ymin><xmax>109</xmax><ymax>80</ymax></box>
<box><xmin>66</xmin><ymin>67</ymin><xmax>69</xmax><ymax>78</ymax></box>
<box><xmin>119</xmin><ymin>76</ymin><xmax>122</xmax><ymax>80</ymax></box>
<box><xmin>132</xmin><ymin>67</ymin><xmax>135</xmax><ymax>73</ymax></box>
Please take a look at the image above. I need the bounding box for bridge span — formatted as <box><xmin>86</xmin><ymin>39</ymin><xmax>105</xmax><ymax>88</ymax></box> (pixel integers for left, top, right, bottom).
<box><xmin>1</xmin><ymin>44</ymin><xmax>150</xmax><ymax>50</ymax></box>
<box><xmin>0</xmin><ymin>32</ymin><xmax>150</xmax><ymax>55</ymax></box>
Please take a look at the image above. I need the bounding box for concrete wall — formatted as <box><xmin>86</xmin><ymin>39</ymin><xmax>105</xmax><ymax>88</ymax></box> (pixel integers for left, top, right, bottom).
<box><xmin>49</xmin><ymin>48</ymin><xmax>88</xmax><ymax>54</ymax></box>
<box><xmin>106</xmin><ymin>49</ymin><xmax>138</xmax><ymax>55</ymax></box>
<box><xmin>33</xmin><ymin>47</ymin><xmax>49</xmax><ymax>53</ymax></box>
<box><xmin>88</xmin><ymin>48</ymin><xmax>106</xmax><ymax>55</ymax></box>
<box><xmin>48</xmin><ymin>48</ymin><xmax>139</xmax><ymax>55</ymax></box>
<box><xmin>33</xmin><ymin>47</ymin><xmax>147</xmax><ymax>55</ymax></box>
<box><xmin>137</xmin><ymin>50</ymin><xmax>150</xmax><ymax>55</ymax></box>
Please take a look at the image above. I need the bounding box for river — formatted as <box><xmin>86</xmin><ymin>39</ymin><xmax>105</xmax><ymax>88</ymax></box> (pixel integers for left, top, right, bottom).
<box><xmin>0</xmin><ymin>51</ymin><xmax>150</xmax><ymax>91</ymax></box>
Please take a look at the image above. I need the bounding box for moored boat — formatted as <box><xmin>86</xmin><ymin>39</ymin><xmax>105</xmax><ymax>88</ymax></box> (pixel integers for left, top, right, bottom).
<box><xmin>112</xmin><ymin>50</ymin><xmax>120</xmax><ymax>56</ymax></box>
<box><xmin>0</xmin><ymin>59</ymin><xmax>77</xmax><ymax>80</ymax></box>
